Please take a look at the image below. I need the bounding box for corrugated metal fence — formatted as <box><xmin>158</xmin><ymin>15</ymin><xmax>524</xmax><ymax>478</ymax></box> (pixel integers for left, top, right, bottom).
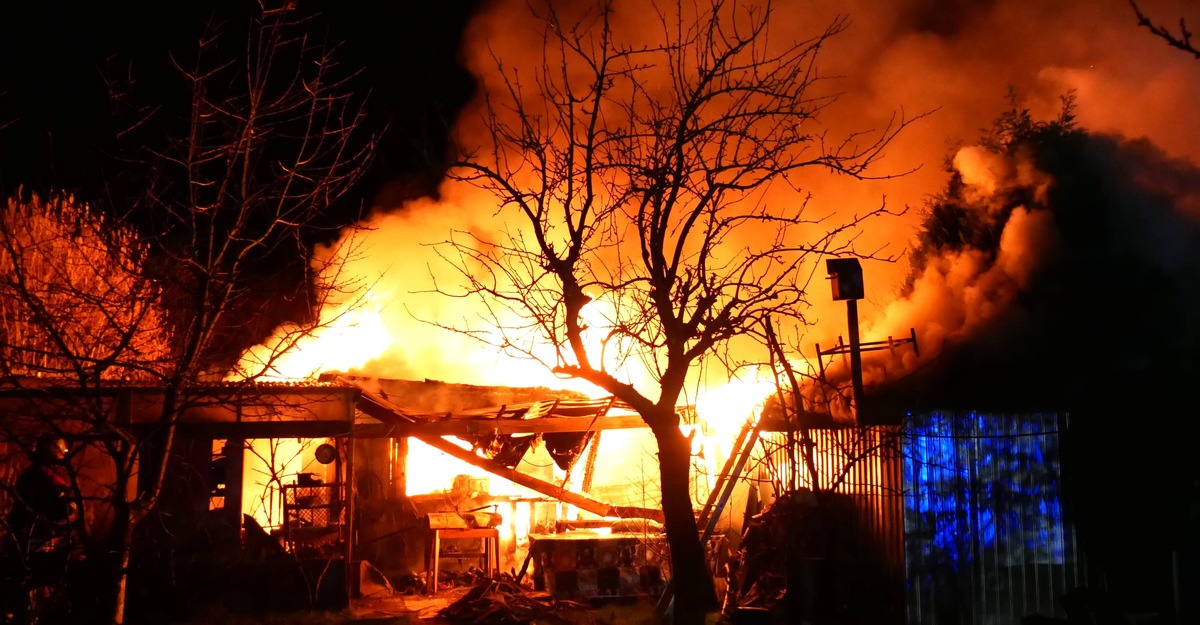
<box><xmin>759</xmin><ymin>412</ymin><xmax>1086</xmax><ymax>625</ymax></box>
<box><xmin>761</xmin><ymin>425</ymin><xmax>907</xmax><ymax>623</ymax></box>
<box><xmin>902</xmin><ymin>411</ymin><xmax>1087</xmax><ymax>625</ymax></box>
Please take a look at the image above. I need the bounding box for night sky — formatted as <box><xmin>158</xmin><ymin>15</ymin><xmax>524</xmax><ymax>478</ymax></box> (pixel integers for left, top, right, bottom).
<box><xmin>0</xmin><ymin>1</ymin><xmax>485</xmax><ymax>366</ymax></box>
<box><xmin>0</xmin><ymin>1</ymin><xmax>482</xmax><ymax>216</ymax></box>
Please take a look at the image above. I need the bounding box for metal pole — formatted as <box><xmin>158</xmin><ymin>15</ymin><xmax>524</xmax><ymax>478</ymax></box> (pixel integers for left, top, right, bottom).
<box><xmin>847</xmin><ymin>298</ymin><xmax>864</xmax><ymax>414</ymax></box>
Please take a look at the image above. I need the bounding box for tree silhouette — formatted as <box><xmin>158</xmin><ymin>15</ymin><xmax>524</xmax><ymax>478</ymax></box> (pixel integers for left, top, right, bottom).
<box><xmin>1</xmin><ymin>3</ymin><xmax>375</xmax><ymax>622</ymax></box>
<box><xmin>437</xmin><ymin>1</ymin><xmax>921</xmax><ymax>622</ymax></box>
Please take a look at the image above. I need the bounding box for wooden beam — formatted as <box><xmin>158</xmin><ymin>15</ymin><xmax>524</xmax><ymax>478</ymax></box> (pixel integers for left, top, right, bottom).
<box><xmin>352</xmin><ymin>414</ymin><xmax>647</xmax><ymax>438</ymax></box>
<box><xmin>178</xmin><ymin>421</ymin><xmax>353</xmax><ymax>439</ymax></box>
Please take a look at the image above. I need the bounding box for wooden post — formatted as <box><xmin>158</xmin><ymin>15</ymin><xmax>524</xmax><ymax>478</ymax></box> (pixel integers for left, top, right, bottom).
<box><xmin>224</xmin><ymin>439</ymin><xmax>244</xmax><ymax>533</ymax></box>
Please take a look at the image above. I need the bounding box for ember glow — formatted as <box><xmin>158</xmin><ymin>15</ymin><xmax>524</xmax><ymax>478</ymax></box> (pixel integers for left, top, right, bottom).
<box><xmin>696</xmin><ymin>369</ymin><xmax>776</xmax><ymax>437</ymax></box>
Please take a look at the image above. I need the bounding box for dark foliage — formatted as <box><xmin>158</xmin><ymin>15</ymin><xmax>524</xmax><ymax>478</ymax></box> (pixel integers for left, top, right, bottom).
<box><xmin>906</xmin><ymin>91</ymin><xmax>1083</xmax><ymax>283</ymax></box>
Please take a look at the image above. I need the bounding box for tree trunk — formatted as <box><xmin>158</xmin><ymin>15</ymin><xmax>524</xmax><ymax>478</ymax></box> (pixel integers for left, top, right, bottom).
<box><xmin>107</xmin><ymin>494</ymin><xmax>133</xmax><ymax>625</ymax></box>
<box><xmin>653</xmin><ymin>425</ymin><xmax>717</xmax><ymax>625</ymax></box>
<box><xmin>111</xmin><ymin>535</ymin><xmax>131</xmax><ymax>625</ymax></box>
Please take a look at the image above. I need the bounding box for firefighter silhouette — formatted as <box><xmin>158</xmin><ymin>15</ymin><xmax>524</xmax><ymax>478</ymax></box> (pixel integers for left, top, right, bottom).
<box><xmin>4</xmin><ymin>435</ymin><xmax>81</xmax><ymax>624</ymax></box>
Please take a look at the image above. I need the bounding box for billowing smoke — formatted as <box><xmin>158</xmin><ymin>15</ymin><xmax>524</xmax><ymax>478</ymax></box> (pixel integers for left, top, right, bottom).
<box><xmin>852</xmin><ymin>110</ymin><xmax>1200</xmax><ymax>413</ymax></box>
<box><xmin>241</xmin><ymin>0</ymin><xmax>1200</xmax><ymax>399</ymax></box>
<box><xmin>443</xmin><ymin>0</ymin><xmax>1200</xmax><ymax>392</ymax></box>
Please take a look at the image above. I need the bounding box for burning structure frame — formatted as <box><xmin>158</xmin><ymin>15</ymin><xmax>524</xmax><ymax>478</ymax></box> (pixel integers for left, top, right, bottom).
<box><xmin>0</xmin><ymin>374</ymin><xmax>679</xmax><ymax>608</ymax></box>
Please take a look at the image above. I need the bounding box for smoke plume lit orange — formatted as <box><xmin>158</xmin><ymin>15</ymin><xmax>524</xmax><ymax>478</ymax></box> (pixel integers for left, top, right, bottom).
<box><xmin>240</xmin><ymin>0</ymin><xmax>1199</xmax><ymax>414</ymax></box>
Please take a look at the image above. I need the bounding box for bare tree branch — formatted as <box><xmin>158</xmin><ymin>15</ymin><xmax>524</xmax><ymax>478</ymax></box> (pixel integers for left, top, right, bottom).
<box><xmin>1131</xmin><ymin>0</ymin><xmax>1200</xmax><ymax>59</ymax></box>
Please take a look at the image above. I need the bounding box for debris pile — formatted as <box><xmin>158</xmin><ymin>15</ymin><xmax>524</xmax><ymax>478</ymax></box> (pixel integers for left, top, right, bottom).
<box><xmin>432</xmin><ymin>564</ymin><xmax>495</xmax><ymax>593</ymax></box>
<box><xmin>436</xmin><ymin>579</ymin><xmax>589</xmax><ymax>625</ymax></box>
<box><xmin>723</xmin><ymin>490</ymin><xmax>821</xmax><ymax>615</ymax></box>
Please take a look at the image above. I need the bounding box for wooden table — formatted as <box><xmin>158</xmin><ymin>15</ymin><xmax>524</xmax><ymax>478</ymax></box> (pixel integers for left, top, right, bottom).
<box><xmin>425</xmin><ymin>522</ymin><xmax>500</xmax><ymax>595</ymax></box>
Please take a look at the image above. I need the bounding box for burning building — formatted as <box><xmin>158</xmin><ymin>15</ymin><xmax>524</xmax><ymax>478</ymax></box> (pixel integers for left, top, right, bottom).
<box><xmin>0</xmin><ymin>373</ymin><xmax>765</xmax><ymax>612</ymax></box>
<box><xmin>4</xmin><ymin>1</ymin><xmax>1197</xmax><ymax>623</ymax></box>
<box><xmin>344</xmin><ymin>375</ymin><xmax>677</xmax><ymax>593</ymax></box>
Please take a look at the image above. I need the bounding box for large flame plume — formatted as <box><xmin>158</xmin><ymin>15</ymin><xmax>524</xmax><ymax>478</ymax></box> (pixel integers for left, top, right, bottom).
<box><xmin>229</xmin><ymin>1</ymin><xmax>1200</xmax><ymax>526</ymax></box>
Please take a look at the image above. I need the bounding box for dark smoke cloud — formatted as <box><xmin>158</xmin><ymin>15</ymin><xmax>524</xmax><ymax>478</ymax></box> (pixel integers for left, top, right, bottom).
<box><xmin>791</xmin><ymin>0</ymin><xmax>1200</xmax><ymax>305</ymax></box>
<box><xmin>855</xmin><ymin>119</ymin><xmax>1200</xmax><ymax>414</ymax></box>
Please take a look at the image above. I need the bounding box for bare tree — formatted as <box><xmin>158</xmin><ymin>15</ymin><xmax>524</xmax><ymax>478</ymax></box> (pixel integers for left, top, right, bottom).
<box><xmin>1131</xmin><ymin>0</ymin><xmax>1200</xmax><ymax>59</ymax></box>
<box><xmin>438</xmin><ymin>1</ymin><xmax>920</xmax><ymax>622</ymax></box>
<box><xmin>1</xmin><ymin>3</ymin><xmax>375</xmax><ymax>623</ymax></box>
<box><xmin>0</xmin><ymin>193</ymin><xmax>171</xmax><ymax>384</ymax></box>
